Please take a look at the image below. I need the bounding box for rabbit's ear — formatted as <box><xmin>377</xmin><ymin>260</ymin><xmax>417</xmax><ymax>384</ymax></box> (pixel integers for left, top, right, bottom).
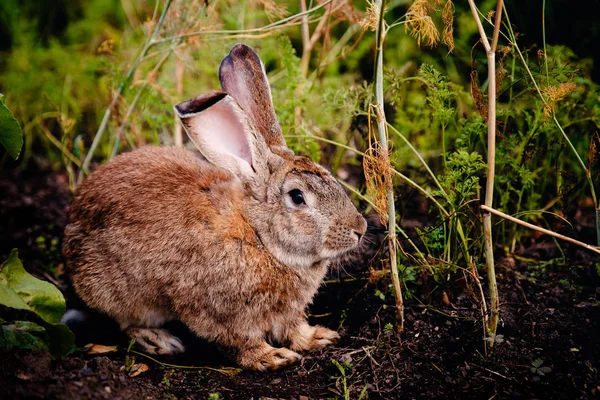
<box><xmin>175</xmin><ymin>90</ymin><xmax>268</xmax><ymax>179</ymax></box>
<box><xmin>219</xmin><ymin>44</ymin><xmax>286</xmax><ymax>150</ymax></box>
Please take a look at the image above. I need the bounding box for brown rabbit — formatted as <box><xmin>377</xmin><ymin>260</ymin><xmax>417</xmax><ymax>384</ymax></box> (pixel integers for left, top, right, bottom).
<box><xmin>63</xmin><ymin>44</ymin><xmax>367</xmax><ymax>371</ymax></box>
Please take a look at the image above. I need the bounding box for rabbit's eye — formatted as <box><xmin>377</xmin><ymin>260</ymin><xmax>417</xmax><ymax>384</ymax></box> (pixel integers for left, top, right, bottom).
<box><xmin>288</xmin><ymin>189</ymin><xmax>305</xmax><ymax>205</ymax></box>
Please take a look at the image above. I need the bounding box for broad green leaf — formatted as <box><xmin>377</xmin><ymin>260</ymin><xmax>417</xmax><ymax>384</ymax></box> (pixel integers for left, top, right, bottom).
<box><xmin>45</xmin><ymin>322</ymin><xmax>75</xmax><ymax>357</ymax></box>
<box><xmin>0</xmin><ymin>95</ymin><xmax>23</xmax><ymax>160</ymax></box>
<box><xmin>0</xmin><ymin>250</ymin><xmax>75</xmax><ymax>357</ymax></box>
<box><xmin>0</xmin><ymin>321</ymin><xmax>49</xmax><ymax>351</ymax></box>
<box><xmin>0</xmin><ymin>249</ymin><xmax>66</xmax><ymax>324</ymax></box>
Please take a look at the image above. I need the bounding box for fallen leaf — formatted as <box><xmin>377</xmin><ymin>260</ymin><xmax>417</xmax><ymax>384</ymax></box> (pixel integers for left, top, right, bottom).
<box><xmin>129</xmin><ymin>363</ymin><xmax>149</xmax><ymax>377</ymax></box>
<box><xmin>16</xmin><ymin>373</ymin><xmax>31</xmax><ymax>381</ymax></box>
<box><xmin>441</xmin><ymin>291</ymin><xmax>450</xmax><ymax>306</ymax></box>
<box><xmin>85</xmin><ymin>343</ymin><xmax>118</xmax><ymax>354</ymax></box>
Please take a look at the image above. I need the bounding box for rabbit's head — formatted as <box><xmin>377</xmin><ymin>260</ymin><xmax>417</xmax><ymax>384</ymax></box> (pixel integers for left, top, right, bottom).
<box><xmin>175</xmin><ymin>44</ymin><xmax>366</xmax><ymax>269</ymax></box>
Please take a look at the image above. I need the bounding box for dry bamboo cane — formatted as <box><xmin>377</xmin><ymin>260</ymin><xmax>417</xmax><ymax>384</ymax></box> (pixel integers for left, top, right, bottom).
<box><xmin>483</xmin><ymin>44</ymin><xmax>499</xmax><ymax>344</ymax></box>
<box><xmin>467</xmin><ymin>0</ymin><xmax>503</xmax><ymax>346</ymax></box>
<box><xmin>374</xmin><ymin>0</ymin><xmax>404</xmax><ymax>332</ymax></box>
<box><xmin>481</xmin><ymin>205</ymin><xmax>600</xmax><ymax>255</ymax></box>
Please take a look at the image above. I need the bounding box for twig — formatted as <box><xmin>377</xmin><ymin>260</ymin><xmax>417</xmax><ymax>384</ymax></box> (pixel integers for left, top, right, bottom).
<box><xmin>129</xmin><ymin>350</ymin><xmax>240</xmax><ymax>376</ymax></box>
<box><xmin>481</xmin><ymin>205</ymin><xmax>600</xmax><ymax>255</ymax></box>
<box><xmin>470</xmin><ymin>363</ymin><xmax>512</xmax><ymax>380</ymax></box>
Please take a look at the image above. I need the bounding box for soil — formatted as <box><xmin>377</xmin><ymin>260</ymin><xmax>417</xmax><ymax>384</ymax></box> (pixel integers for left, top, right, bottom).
<box><xmin>1</xmin><ymin>165</ymin><xmax>599</xmax><ymax>400</ymax></box>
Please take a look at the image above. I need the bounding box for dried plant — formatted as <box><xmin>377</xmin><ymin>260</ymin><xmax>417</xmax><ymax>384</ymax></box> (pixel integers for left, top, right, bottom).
<box><xmin>589</xmin><ymin>132</ymin><xmax>600</xmax><ymax>169</ymax></box>
<box><xmin>97</xmin><ymin>39</ymin><xmax>115</xmax><ymax>55</ymax></box>
<box><xmin>323</xmin><ymin>0</ymin><xmax>363</xmax><ymax>23</ymax></box>
<box><xmin>250</xmin><ymin>0</ymin><xmax>290</xmax><ymax>20</ymax></box>
<box><xmin>360</xmin><ymin>0</ymin><xmax>381</xmax><ymax>32</ymax></box>
<box><xmin>541</xmin><ymin>82</ymin><xmax>577</xmax><ymax>121</ymax></box>
<box><xmin>405</xmin><ymin>0</ymin><xmax>455</xmax><ymax>51</ymax></box>
<box><xmin>441</xmin><ymin>0</ymin><xmax>455</xmax><ymax>53</ymax></box>
<box><xmin>470</xmin><ymin>50</ymin><xmax>506</xmax><ymax>121</ymax></box>
<box><xmin>364</xmin><ymin>141</ymin><xmax>393</xmax><ymax>226</ymax></box>
<box><xmin>164</xmin><ymin>0</ymin><xmax>212</xmax><ymax>45</ymax></box>
<box><xmin>405</xmin><ymin>0</ymin><xmax>440</xmax><ymax>48</ymax></box>
<box><xmin>470</xmin><ymin>70</ymin><xmax>487</xmax><ymax>121</ymax></box>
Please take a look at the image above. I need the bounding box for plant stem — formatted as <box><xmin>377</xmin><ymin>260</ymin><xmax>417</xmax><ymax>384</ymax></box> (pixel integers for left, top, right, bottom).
<box><xmin>174</xmin><ymin>52</ymin><xmax>186</xmax><ymax>147</ymax></box>
<box><xmin>468</xmin><ymin>0</ymin><xmax>503</xmax><ymax>347</ymax></box>
<box><xmin>484</xmin><ymin>43</ymin><xmax>499</xmax><ymax>345</ymax></box>
<box><xmin>542</xmin><ymin>0</ymin><xmax>549</xmax><ymax>80</ymax></box>
<box><xmin>299</xmin><ymin>0</ymin><xmax>311</xmax><ymax>77</ymax></box>
<box><xmin>374</xmin><ymin>0</ymin><xmax>404</xmax><ymax>333</ymax></box>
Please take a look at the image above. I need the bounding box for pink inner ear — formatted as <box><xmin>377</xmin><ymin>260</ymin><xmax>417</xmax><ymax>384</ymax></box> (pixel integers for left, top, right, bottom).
<box><xmin>189</xmin><ymin>102</ymin><xmax>253</xmax><ymax>167</ymax></box>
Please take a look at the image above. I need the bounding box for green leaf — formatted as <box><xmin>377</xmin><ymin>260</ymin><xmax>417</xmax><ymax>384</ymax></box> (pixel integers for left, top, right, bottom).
<box><xmin>0</xmin><ymin>95</ymin><xmax>23</xmax><ymax>160</ymax></box>
<box><xmin>0</xmin><ymin>249</ymin><xmax>75</xmax><ymax>357</ymax></box>
<box><xmin>45</xmin><ymin>322</ymin><xmax>75</xmax><ymax>357</ymax></box>
<box><xmin>0</xmin><ymin>321</ymin><xmax>49</xmax><ymax>351</ymax></box>
<box><xmin>0</xmin><ymin>249</ymin><xmax>66</xmax><ymax>324</ymax></box>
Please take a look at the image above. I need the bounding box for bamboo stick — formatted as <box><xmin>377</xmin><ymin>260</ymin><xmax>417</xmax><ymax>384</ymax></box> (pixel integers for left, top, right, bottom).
<box><xmin>467</xmin><ymin>0</ymin><xmax>503</xmax><ymax>346</ymax></box>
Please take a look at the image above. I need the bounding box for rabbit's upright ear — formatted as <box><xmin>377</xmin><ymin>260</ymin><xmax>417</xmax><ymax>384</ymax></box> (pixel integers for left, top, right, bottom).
<box><xmin>175</xmin><ymin>90</ymin><xmax>269</xmax><ymax>180</ymax></box>
<box><xmin>219</xmin><ymin>44</ymin><xmax>287</xmax><ymax>150</ymax></box>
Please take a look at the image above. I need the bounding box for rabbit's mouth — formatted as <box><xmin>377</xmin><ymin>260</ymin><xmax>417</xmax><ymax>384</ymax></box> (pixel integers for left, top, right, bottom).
<box><xmin>321</xmin><ymin>231</ymin><xmax>364</xmax><ymax>259</ymax></box>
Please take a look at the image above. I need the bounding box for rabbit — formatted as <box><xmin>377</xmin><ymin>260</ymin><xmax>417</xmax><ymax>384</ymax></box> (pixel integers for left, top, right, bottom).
<box><xmin>62</xmin><ymin>44</ymin><xmax>367</xmax><ymax>371</ymax></box>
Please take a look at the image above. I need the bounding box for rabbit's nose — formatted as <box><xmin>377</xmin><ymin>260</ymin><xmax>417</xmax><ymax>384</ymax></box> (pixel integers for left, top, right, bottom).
<box><xmin>352</xmin><ymin>214</ymin><xmax>367</xmax><ymax>242</ymax></box>
<box><xmin>353</xmin><ymin>231</ymin><xmax>363</xmax><ymax>242</ymax></box>
<box><xmin>356</xmin><ymin>214</ymin><xmax>367</xmax><ymax>235</ymax></box>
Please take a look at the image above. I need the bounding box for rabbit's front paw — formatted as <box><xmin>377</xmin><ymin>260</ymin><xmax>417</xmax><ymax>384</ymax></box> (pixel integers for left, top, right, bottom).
<box><xmin>126</xmin><ymin>328</ymin><xmax>185</xmax><ymax>355</ymax></box>
<box><xmin>239</xmin><ymin>344</ymin><xmax>302</xmax><ymax>371</ymax></box>
<box><xmin>289</xmin><ymin>322</ymin><xmax>340</xmax><ymax>352</ymax></box>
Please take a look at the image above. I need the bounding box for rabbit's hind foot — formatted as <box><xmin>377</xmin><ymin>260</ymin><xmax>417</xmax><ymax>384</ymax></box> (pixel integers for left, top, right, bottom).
<box><xmin>126</xmin><ymin>327</ymin><xmax>185</xmax><ymax>355</ymax></box>
<box><xmin>238</xmin><ymin>343</ymin><xmax>302</xmax><ymax>371</ymax></box>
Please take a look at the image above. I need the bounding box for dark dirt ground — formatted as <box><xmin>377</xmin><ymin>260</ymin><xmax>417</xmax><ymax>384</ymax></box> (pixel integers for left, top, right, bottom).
<box><xmin>1</xmin><ymin>166</ymin><xmax>599</xmax><ymax>400</ymax></box>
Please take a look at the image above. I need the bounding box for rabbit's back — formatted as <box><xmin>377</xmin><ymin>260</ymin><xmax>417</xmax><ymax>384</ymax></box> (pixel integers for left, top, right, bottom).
<box><xmin>63</xmin><ymin>146</ymin><xmax>249</xmax><ymax>328</ymax></box>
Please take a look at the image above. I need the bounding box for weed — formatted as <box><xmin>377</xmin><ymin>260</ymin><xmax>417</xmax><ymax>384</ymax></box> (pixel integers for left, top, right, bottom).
<box><xmin>331</xmin><ymin>359</ymin><xmax>352</xmax><ymax>400</ymax></box>
<box><xmin>530</xmin><ymin>359</ymin><xmax>552</xmax><ymax>376</ymax></box>
<box><xmin>383</xmin><ymin>322</ymin><xmax>394</xmax><ymax>335</ymax></box>
<box><xmin>161</xmin><ymin>369</ymin><xmax>175</xmax><ymax>388</ymax></box>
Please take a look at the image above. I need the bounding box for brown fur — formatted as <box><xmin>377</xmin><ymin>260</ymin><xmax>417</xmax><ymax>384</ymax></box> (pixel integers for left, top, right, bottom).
<box><xmin>63</xmin><ymin>45</ymin><xmax>366</xmax><ymax>371</ymax></box>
